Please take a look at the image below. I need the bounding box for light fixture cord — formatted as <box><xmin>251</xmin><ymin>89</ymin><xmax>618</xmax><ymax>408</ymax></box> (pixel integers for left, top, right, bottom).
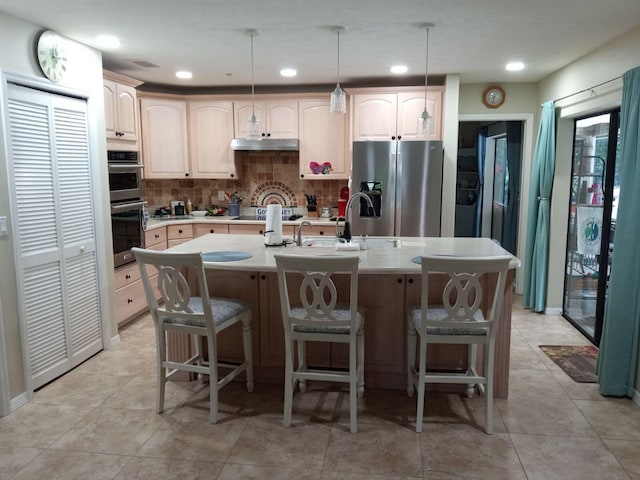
<box><xmin>336</xmin><ymin>30</ymin><xmax>341</xmax><ymax>86</ymax></box>
<box><xmin>423</xmin><ymin>27</ymin><xmax>429</xmax><ymax>110</ymax></box>
<box><xmin>250</xmin><ymin>32</ymin><xmax>256</xmax><ymax>115</ymax></box>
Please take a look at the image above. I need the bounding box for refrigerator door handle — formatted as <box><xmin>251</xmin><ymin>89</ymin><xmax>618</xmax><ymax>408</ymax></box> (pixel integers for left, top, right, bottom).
<box><xmin>393</xmin><ymin>149</ymin><xmax>402</xmax><ymax>236</ymax></box>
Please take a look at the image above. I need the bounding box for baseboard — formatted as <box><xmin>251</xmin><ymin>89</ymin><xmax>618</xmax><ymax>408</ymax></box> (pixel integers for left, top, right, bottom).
<box><xmin>545</xmin><ymin>307</ymin><xmax>562</xmax><ymax>316</ymax></box>
<box><xmin>10</xmin><ymin>392</ymin><xmax>28</xmax><ymax>411</ymax></box>
<box><xmin>110</xmin><ymin>334</ymin><xmax>121</xmax><ymax>348</ymax></box>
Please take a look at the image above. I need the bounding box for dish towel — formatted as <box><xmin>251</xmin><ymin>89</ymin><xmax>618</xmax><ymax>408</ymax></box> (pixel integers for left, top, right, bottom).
<box><xmin>264</xmin><ymin>204</ymin><xmax>283</xmax><ymax>245</ymax></box>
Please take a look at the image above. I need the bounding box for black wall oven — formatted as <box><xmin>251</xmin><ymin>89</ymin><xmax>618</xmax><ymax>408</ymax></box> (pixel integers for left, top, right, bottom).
<box><xmin>108</xmin><ymin>151</ymin><xmax>147</xmax><ymax>267</ymax></box>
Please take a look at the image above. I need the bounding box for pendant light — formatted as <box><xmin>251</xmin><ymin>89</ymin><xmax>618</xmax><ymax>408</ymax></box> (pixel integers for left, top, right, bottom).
<box><xmin>246</xmin><ymin>29</ymin><xmax>262</xmax><ymax>140</ymax></box>
<box><xmin>330</xmin><ymin>26</ymin><xmax>346</xmax><ymax>114</ymax></box>
<box><xmin>417</xmin><ymin>23</ymin><xmax>435</xmax><ymax>137</ymax></box>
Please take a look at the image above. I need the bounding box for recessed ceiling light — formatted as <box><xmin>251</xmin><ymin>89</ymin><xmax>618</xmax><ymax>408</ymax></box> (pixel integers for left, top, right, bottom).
<box><xmin>505</xmin><ymin>62</ymin><xmax>525</xmax><ymax>72</ymax></box>
<box><xmin>280</xmin><ymin>68</ymin><xmax>297</xmax><ymax>77</ymax></box>
<box><xmin>390</xmin><ymin>65</ymin><xmax>408</xmax><ymax>74</ymax></box>
<box><xmin>95</xmin><ymin>35</ymin><xmax>121</xmax><ymax>49</ymax></box>
<box><xmin>176</xmin><ymin>71</ymin><xmax>193</xmax><ymax>79</ymax></box>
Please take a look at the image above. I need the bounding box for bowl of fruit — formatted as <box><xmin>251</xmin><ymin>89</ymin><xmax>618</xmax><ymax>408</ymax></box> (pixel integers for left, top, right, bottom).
<box><xmin>206</xmin><ymin>205</ymin><xmax>227</xmax><ymax>216</ymax></box>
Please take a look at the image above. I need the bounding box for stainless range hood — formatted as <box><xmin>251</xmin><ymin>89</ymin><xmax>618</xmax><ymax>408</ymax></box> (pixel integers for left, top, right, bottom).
<box><xmin>231</xmin><ymin>138</ymin><xmax>299</xmax><ymax>151</ymax></box>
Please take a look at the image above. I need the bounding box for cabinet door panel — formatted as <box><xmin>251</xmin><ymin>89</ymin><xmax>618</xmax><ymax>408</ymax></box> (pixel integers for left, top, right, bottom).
<box><xmin>234</xmin><ymin>101</ymin><xmax>265</xmax><ymax>138</ymax></box>
<box><xmin>140</xmin><ymin>98</ymin><xmax>189</xmax><ymax>178</ymax></box>
<box><xmin>352</xmin><ymin>94</ymin><xmax>397</xmax><ymax>140</ymax></box>
<box><xmin>265</xmin><ymin>100</ymin><xmax>298</xmax><ymax>138</ymax></box>
<box><xmin>298</xmin><ymin>99</ymin><xmax>348</xmax><ymax>179</ymax></box>
<box><xmin>116</xmin><ymin>84</ymin><xmax>138</xmax><ymax>141</ymax></box>
<box><xmin>188</xmin><ymin>101</ymin><xmax>236</xmax><ymax>179</ymax></box>
<box><xmin>397</xmin><ymin>91</ymin><xmax>442</xmax><ymax>140</ymax></box>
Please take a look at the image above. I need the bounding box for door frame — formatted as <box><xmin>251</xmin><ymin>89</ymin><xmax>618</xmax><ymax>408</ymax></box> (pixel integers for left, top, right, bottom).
<box><xmin>0</xmin><ymin>71</ymin><xmax>113</xmax><ymax>408</ymax></box>
<box><xmin>458</xmin><ymin>113</ymin><xmax>534</xmax><ymax>295</ymax></box>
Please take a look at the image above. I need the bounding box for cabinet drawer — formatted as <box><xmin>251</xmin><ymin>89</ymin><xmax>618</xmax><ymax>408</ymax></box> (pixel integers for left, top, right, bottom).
<box><xmin>114</xmin><ymin>262</ymin><xmax>141</xmax><ymax>289</ymax></box>
<box><xmin>228</xmin><ymin>224</ymin><xmax>266</xmax><ymax>235</ymax></box>
<box><xmin>145</xmin><ymin>227</ymin><xmax>167</xmax><ymax>247</ymax></box>
<box><xmin>194</xmin><ymin>223</ymin><xmax>229</xmax><ymax>237</ymax></box>
<box><xmin>115</xmin><ymin>277</ymin><xmax>148</xmax><ymax>325</ymax></box>
<box><xmin>167</xmin><ymin>224</ymin><xmax>193</xmax><ymax>240</ymax></box>
<box><xmin>228</xmin><ymin>224</ymin><xmax>295</xmax><ymax>236</ymax></box>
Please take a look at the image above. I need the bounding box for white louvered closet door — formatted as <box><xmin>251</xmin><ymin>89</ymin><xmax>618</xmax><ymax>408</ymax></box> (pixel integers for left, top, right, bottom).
<box><xmin>7</xmin><ymin>83</ymin><xmax>102</xmax><ymax>390</ymax></box>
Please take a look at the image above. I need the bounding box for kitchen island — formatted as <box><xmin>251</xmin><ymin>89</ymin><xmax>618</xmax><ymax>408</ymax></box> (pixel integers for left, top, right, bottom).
<box><xmin>166</xmin><ymin>234</ymin><xmax>520</xmax><ymax>398</ymax></box>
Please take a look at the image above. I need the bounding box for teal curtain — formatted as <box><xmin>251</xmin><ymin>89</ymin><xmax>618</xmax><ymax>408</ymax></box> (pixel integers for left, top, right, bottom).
<box><xmin>523</xmin><ymin>102</ymin><xmax>556</xmax><ymax>312</ymax></box>
<box><xmin>598</xmin><ymin>66</ymin><xmax>640</xmax><ymax>396</ymax></box>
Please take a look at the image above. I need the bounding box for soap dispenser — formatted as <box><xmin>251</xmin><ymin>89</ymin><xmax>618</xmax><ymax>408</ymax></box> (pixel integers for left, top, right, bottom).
<box><xmin>186</xmin><ymin>199</ymin><xmax>193</xmax><ymax>214</ymax></box>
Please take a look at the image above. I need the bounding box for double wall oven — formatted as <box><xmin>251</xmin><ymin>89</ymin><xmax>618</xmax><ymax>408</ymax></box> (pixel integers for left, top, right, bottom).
<box><xmin>108</xmin><ymin>151</ymin><xmax>147</xmax><ymax>267</ymax></box>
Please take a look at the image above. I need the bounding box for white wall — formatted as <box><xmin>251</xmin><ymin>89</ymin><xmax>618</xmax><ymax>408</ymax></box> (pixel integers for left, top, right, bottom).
<box><xmin>0</xmin><ymin>11</ymin><xmax>114</xmax><ymax>408</ymax></box>
<box><xmin>457</xmin><ymin>82</ymin><xmax>539</xmax><ymax>293</ymax></box>
<box><xmin>538</xmin><ymin>26</ymin><xmax>640</xmax><ymax>312</ymax></box>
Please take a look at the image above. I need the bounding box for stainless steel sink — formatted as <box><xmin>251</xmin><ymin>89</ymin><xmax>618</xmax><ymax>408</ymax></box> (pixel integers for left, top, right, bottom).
<box><xmin>301</xmin><ymin>237</ymin><xmax>398</xmax><ymax>249</ymax></box>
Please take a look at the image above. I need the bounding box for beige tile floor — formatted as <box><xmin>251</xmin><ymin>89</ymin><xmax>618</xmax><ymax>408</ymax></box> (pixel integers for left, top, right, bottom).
<box><xmin>2</xmin><ymin>294</ymin><xmax>640</xmax><ymax>479</ymax></box>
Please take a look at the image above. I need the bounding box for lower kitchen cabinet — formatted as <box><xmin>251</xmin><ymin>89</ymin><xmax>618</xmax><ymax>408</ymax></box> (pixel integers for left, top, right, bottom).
<box><xmin>144</xmin><ymin>227</ymin><xmax>167</xmax><ymax>249</ymax></box>
<box><xmin>114</xmin><ymin>262</ymin><xmax>159</xmax><ymax>326</ymax></box>
<box><xmin>167</xmin><ymin>224</ymin><xmax>193</xmax><ymax>247</ymax></box>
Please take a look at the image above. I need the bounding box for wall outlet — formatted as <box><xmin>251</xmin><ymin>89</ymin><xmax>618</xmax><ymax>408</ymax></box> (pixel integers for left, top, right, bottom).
<box><xmin>218</xmin><ymin>190</ymin><xmax>226</xmax><ymax>201</ymax></box>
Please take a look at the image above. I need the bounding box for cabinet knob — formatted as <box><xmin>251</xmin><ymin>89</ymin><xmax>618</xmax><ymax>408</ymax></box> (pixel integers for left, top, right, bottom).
<box><xmin>259</xmin><ymin>229</ymin><xmax>263</xmax><ymax>235</ymax></box>
<box><xmin>260</xmin><ymin>275</ymin><xmax>266</xmax><ymax>280</ymax></box>
<box><xmin>397</xmin><ymin>278</ymin><xmax>403</xmax><ymax>284</ymax></box>
<box><xmin>185</xmin><ymin>173</ymin><xmax>189</xmax><ymax>177</ymax></box>
<box><xmin>319</xmin><ymin>231</ymin><xmax>324</xmax><ymax>235</ymax></box>
<box><xmin>408</xmin><ymin>278</ymin><xmax>414</xmax><ymax>284</ymax></box>
<box><xmin>300</xmin><ymin>174</ymin><xmax>304</xmax><ymax>178</ymax></box>
<box><xmin>397</xmin><ymin>135</ymin><xmax>402</xmax><ymax>140</ymax></box>
<box><xmin>127</xmin><ymin>298</ymin><xmax>133</xmax><ymax>303</ymax></box>
<box><xmin>155</xmin><ymin>234</ymin><xmax>160</xmax><ymax>239</ymax></box>
<box><xmin>391</xmin><ymin>136</ymin><xmax>396</xmax><ymax>140</ymax></box>
<box><xmin>250</xmin><ymin>274</ymin><xmax>256</xmax><ymax>280</ymax></box>
<box><xmin>125</xmin><ymin>274</ymin><xmax>131</xmax><ymax>280</ymax></box>
<box><xmin>230</xmin><ymin>173</ymin><xmax>234</xmax><ymax>178</ymax></box>
<box><xmin>210</xmin><ymin>229</ymin><xmax>215</xmax><ymax>234</ymax></box>
<box><xmin>178</xmin><ymin>229</ymin><xmax>183</xmax><ymax>234</ymax></box>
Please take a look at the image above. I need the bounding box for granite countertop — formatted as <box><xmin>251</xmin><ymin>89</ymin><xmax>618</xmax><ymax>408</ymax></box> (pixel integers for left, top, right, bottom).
<box><xmin>145</xmin><ymin>215</ymin><xmax>337</xmax><ymax>230</ymax></box>
<box><xmin>166</xmin><ymin>233</ymin><xmax>521</xmax><ymax>273</ymax></box>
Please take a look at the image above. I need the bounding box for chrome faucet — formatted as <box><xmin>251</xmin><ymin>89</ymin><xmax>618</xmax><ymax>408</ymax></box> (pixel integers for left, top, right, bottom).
<box><xmin>296</xmin><ymin>220</ymin><xmax>313</xmax><ymax>246</ymax></box>
<box><xmin>336</xmin><ymin>192</ymin><xmax>375</xmax><ymax>242</ymax></box>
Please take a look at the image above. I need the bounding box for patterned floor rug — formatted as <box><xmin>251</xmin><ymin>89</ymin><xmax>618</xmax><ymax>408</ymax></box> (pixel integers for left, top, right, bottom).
<box><xmin>539</xmin><ymin>345</ymin><xmax>599</xmax><ymax>383</ymax></box>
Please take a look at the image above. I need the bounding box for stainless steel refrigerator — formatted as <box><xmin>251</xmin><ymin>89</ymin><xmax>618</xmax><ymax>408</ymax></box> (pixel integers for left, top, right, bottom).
<box><xmin>350</xmin><ymin>140</ymin><xmax>443</xmax><ymax>237</ymax></box>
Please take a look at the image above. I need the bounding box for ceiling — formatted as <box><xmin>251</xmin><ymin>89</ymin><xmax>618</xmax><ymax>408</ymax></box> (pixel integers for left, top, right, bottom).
<box><xmin>2</xmin><ymin>0</ymin><xmax>640</xmax><ymax>90</ymax></box>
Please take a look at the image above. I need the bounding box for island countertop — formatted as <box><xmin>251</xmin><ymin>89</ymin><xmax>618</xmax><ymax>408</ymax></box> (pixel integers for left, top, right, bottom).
<box><xmin>164</xmin><ymin>233</ymin><xmax>519</xmax><ymax>397</ymax></box>
<box><xmin>167</xmin><ymin>233</ymin><xmax>520</xmax><ymax>274</ymax></box>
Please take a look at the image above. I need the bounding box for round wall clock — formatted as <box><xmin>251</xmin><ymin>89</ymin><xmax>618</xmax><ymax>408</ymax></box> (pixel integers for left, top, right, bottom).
<box><xmin>37</xmin><ymin>30</ymin><xmax>67</xmax><ymax>83</ymax></box>
<box><xmin>482</xmin><ymin>85</ymin><xmax>506</xmax><ymax>108</ymax></box>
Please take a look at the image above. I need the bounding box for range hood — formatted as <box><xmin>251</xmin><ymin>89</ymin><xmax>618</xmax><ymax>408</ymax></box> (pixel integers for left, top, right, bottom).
<box><xmin>231</xmin><ymin>138</ymin><xmax>299</xmax><ymax>152</ymax></box>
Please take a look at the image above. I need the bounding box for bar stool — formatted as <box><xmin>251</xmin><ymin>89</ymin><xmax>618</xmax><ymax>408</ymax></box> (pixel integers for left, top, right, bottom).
<box><xmin>274</xmin><ymin>254</ymin><xmax>364</xmax><ymax>433</ymax></box>
<box><xmin>406</xmin><ymin>255</ymin><xmax>511</xmax><ymax>434</ymax></box>
<box><xmin>133</xmin><ymin>247</ymin><xmax>254</xmax><ymax>423</ymax></box>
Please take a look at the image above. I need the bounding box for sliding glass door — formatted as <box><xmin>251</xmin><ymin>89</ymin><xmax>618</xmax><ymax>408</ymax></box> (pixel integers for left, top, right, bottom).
<box><xmin>563</xmin><ymin>111</ymin><xmax>620</xmax><ymax>345</ymax></box>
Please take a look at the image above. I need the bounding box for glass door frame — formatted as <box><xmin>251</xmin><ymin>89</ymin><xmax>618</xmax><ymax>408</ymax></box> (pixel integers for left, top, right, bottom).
<box><xmin>562</xmin><ymin>109</ymin><xmax>619</xmax><ymax>345</ymax></box>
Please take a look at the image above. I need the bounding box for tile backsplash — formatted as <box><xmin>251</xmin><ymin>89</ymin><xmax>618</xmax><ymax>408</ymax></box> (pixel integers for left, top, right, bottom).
<box><xmin>142</xmin><ymin>151</ymin><xmax>348</xmax><ymax>213</ymax></box>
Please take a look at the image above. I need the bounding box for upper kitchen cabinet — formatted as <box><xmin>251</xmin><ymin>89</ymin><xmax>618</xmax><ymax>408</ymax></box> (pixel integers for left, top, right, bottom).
<box><xmin>351</xmin><ymin>88</ymin><xmax>443</xmax><ymax>141</ymax></box>
<box><xmin>140</xmin><ymin>96</ymin><xmax>190</xmax><ymax>178</ymax></box>
<box><xmin>234</xmin><ymin>99</ymin><xmax>298</xmax><ymax>139</ymax></box>
<box><xmin>188</xmin><ymin>101</ymin><xmax>237</xmax><ymax>179</ymax></box>
<box><xmin>103</xmin><ymin>71</ymin><xmax>142</xmax><ymax>150</ymax></box>
<box><xmin>298</xmin><ymin>98</ymin><xmax>349</xmax><ymax>179</ymax></box>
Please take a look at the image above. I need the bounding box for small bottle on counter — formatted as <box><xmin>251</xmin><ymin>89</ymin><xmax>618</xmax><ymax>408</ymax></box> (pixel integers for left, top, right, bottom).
<box><xmin>186</xmin><ymin>199</ymin><xmax>193</xmax><ymax>214</ymax></box>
